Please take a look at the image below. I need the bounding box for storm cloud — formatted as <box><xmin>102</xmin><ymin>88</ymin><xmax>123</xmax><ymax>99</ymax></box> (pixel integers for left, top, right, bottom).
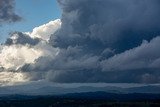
<box><xmin>52</xmin><ymin>0</ymin><xmax>160</xmax><ymax>52</ymax></box>
<box><xmin>1</xmin><ymin>0</ymin><xmax>160</xmax><ymax>84</ymax></box>
<box><xmin>0</xmin><ymin>0</ymin><xmax>21</xmax><ymax>24</ymax></box>
<box><xmin>43</xmin><ymin>0</ymin><xmax>160</xmax><ymax>83</ymax></box>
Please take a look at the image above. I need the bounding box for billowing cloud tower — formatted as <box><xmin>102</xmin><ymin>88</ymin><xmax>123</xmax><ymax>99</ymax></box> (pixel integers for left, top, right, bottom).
<box><xmin>1</xmin><ymin>0</ymin><xmax>160</xmax><ymax>85</ymax></box>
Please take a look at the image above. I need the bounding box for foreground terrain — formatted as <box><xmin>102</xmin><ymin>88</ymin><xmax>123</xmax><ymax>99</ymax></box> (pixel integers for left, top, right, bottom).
<box><xmin>0</xmin><ymin>92</ymin><xmax>160</xmax><ymax>107</ymax></box>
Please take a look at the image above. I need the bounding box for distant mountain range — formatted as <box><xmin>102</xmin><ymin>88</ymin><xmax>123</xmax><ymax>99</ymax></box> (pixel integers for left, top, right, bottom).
<box><xmin>0</xmin><ymin>83</ymin><xmax>160</xmax><ymax>96</ymax></box>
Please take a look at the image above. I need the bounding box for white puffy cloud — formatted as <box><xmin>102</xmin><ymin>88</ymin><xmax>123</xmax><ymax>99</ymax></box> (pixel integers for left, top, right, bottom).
<box><xmin>0</xmin><ymin>45</ymin><xmax>42</xmax><ymax>70</ymax></box>
<box><xmin>0</xmin><ymin>19</ymin><xmax>61</xmax><ymax>70</ymax></box>
<box><xmin>0</xmin><ymin>71</ymin><xmax>29</xmax><ymax>86</ymax></box>
<box><xmin>0</xmin><ymin>19</ymin><xmax>61</xmax><ymax>86</ymax></box>
<box><xmin>27</xmin><ymin>19</ymin><xmax>61</xmax><ymax>41</ymax></box>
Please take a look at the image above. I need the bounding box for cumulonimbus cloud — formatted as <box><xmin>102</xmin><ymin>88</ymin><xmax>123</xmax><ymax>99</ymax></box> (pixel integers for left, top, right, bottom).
<box><xmin>44</xmin><ymin>0</ymin><xmax>160</xmax><ymax>83</ymax></box>
<box><xmin>1</xmin><ymin>0</ymin><xmax>160</xmax><ymax>84</ymax></box>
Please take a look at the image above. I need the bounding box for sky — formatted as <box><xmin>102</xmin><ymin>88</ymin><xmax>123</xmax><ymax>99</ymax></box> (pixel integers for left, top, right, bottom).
<box><xmin>0</xmin><ymin>0</ymin><xmax>160</xmax><ymax>92</ymax></box>
<box><xmin>0</xmin><ymin>0</ymin><xmax>61</xmax><ymax>43</ymax></box>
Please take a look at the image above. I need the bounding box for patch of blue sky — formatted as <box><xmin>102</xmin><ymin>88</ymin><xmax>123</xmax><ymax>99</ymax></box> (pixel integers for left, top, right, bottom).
<box><xmin>0</xmin><ymin>0</ymin><xmax>61</xmax><ymax>43</ymax></box>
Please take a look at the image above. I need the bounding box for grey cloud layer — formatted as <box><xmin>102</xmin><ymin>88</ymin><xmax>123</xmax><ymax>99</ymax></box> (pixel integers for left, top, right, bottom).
<box><xmin>47</xmin><ymin>0</ymin><xmax>160</xmax><ymax>83</ymax></box>
<box><xmin>101</xmin><ymin>37</ymin><xmax>160</xmax><ymax>71</ymax></box>
<box><xmin>0</xmin><ymin>0</ymin><xmax>21</xmax><ymax>24</ymax></box>
<box><xmin>52</xmin><ymin>0</ymin><xmax>160</xmax><ymax>53</ymax></box>
<box><xmin>1</xmin><ymin>0</ymin><xmax>160</xmax><ymax>83</ymax></box>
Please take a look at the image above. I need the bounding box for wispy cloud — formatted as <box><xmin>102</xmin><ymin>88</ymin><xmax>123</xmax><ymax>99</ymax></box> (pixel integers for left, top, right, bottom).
<box><xmin>0</xmin><ymin>0</ymin><xmax>21</xmax><ymax>24</ymax></box>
